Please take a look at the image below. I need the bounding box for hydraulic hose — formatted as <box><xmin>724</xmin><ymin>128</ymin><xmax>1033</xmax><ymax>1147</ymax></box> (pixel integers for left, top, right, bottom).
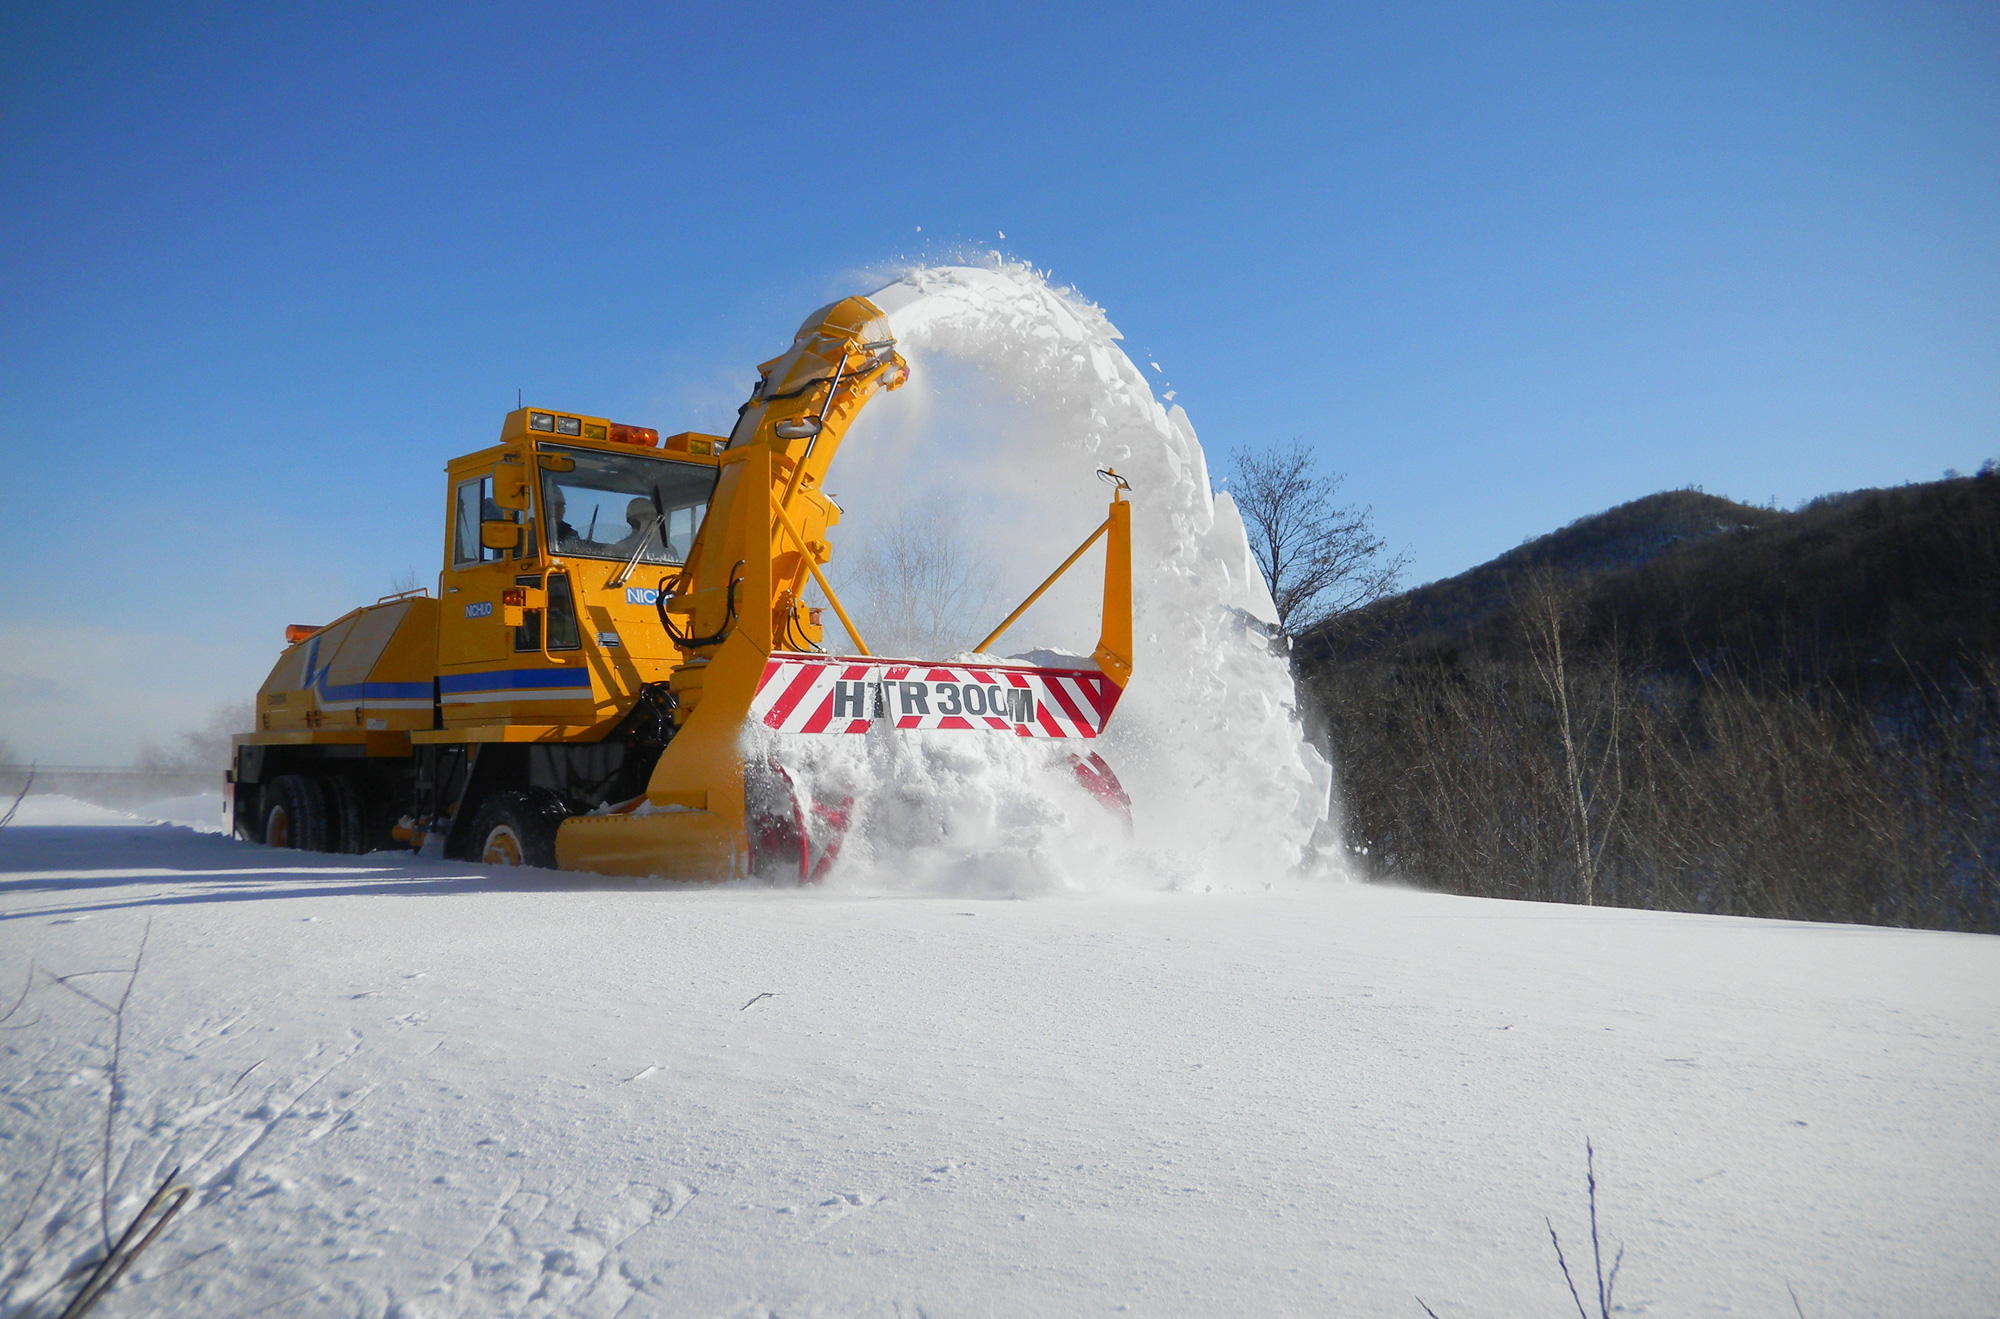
<box><xmin>657</xmin><ymin>560</ymin><xmax>743</xmax><ymax>650</ymax></box>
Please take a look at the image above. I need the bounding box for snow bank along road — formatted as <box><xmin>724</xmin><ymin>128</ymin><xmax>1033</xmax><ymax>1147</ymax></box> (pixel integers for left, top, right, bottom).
<box><xmin>2</xmin><ymin>805</ymin><xmax>1995</xmax><ymax>1317</ymax></box>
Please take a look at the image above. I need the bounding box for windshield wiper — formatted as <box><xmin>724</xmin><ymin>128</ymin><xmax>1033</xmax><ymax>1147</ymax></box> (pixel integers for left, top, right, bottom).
<box><xmin>607</xmin><ymin>512</ymin><xmax>666</xmax><ymax>588</ymax></box>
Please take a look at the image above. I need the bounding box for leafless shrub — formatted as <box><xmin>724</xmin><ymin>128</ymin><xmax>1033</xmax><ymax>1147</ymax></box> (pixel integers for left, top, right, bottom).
<box><xmin>1318</xmin><ymin>590</ymin><xmax>2000</xmax><ymax>931</ymax></box>
<box><xmin>1546</xmin><ymin>1141</ymin><xmax>1623</xmax><ymax>1319</ymax></box>
<box><xmin>0</xmin><ymin>925</ymin><xmax>253</xmax><ymax>1318</ymax></box>
<box><xmin>1418</xmin><ymin>1140</ymin><xmax>1628</xmax><ymax>1319</ymax></box>
<box><xmin>132</xmin><ymin>703</ymin><xmax>253</xmax><ymax>774</ymax></box>
<box><xmin>0</xmin><ymin>770</ymin><xmax>33</xmax><ymax>834</ymax></box>
<box><xmin>3</xmin><ymin>927</ymin><xmax>160</xmax><ymax>1316</ymax></box>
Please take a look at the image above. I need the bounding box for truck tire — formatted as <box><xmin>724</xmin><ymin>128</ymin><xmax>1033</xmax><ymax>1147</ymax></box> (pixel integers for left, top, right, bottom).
<box><xmin>263</xmin><ymin>775</ymin><xmax>328</xmax><ymax>852</ymax></box>
<box><xmin>467</xmin><ymin>789</ymin><xmax>568</xmax><ymax>869</ymax></box>
<box><xmin>321</xmin><ymin>775</ymin><xmax>367</xmax><ymax>854</ymax></box>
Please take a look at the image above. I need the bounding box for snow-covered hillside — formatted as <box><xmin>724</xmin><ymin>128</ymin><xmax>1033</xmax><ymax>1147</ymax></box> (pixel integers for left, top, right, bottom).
<box><xmin>2</xmin><ymin>805</ymin><xmax>1994</xmax><ymax>1317</ymax></box>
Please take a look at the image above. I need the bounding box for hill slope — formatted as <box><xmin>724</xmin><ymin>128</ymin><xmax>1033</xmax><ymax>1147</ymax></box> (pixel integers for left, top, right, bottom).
<box><xmin>1308</xmin><ymin>489</ymin><xmax>1783</xmax><ymax>657</ymax></box>
<box><xmin>1300</xmin><ymin>472</ymin><xmax>2000</xmax><ymax>931</ymax></box>
<box><xmin>1586</xmin><ymin>472</ymin><xmax>2000</xmax><ymax>692</ymax></box>
<box><xmin>1309</xmin><ymin>471</ymin><xmax>2000</xmax><ymax>694</ymax></box>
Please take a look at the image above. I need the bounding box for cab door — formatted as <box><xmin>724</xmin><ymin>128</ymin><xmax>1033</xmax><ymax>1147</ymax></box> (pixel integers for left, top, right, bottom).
<box><xmin>438</xmin><ymin>463</ymin><xmax>517</xmax><ymax>669</ymax></box>
<box><xmin>437</xmin><ymin>454</ymin><xmax>594</xmax><ymax>727</ymax></box>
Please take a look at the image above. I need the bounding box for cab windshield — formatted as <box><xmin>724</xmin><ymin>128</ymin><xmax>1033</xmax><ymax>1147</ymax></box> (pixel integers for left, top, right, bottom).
<box><xmin>539</xmin><ymin>446</ymin><xmax>715</xmax><ymax>565</ymax></box>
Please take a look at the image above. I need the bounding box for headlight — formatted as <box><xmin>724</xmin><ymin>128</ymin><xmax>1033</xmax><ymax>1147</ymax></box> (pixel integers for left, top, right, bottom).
<box><xmin>528</xmin><ymin>412</ymin><xmax>555</xmax><ymax>432</ymax></box>
<box><xmin>556</xmin><ymin>416</ymin><xmax>582</xmax><ymax>436</ymax></box>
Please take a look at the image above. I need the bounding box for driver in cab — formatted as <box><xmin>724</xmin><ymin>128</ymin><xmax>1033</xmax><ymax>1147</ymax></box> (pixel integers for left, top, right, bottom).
<box><xmin>606</xmin><ymin>497</ymin><xmax>664</xmax><ymax>562</ymax></box>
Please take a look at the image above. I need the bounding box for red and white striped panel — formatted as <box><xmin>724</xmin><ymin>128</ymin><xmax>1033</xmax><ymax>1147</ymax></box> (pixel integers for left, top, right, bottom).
<box><xmin>750</xmin><ymin>654</ymin><xmax>1123</xmax><ymax>739</ymax></box>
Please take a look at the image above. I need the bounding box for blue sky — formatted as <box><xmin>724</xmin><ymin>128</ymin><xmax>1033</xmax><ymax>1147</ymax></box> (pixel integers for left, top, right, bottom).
<box><xmin>2</xmin><ymin>1</ymin><xmax>1995</xmax><ymax>761</ymax></box>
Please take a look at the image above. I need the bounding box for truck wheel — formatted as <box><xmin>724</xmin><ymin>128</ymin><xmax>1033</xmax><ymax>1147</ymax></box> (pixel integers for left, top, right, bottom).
<box><xmin>321</xmin><ymin>775</ymin><xmax>367</xmax><ymax>854</ymax></box>
<box><xmin>263</xmin><ymin>775</ymin><xmax>328</xmax><ymax>851</ymax></box>
<box><xmin>468</xmin><ymin>789</ymin><xmax>568</xmax><ymax>869</ymax></box>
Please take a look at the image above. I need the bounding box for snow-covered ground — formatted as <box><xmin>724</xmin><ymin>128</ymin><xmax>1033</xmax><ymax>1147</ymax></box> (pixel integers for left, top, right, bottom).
<box><xmin>2</xmin><ymin>792</ymin><xmax>225</xmax><ymax>833</ymax></box>
<box><xmin>2</xmin><ymin>802</ymin><xmax>1994</xmax><ymax>1317</ymax></box>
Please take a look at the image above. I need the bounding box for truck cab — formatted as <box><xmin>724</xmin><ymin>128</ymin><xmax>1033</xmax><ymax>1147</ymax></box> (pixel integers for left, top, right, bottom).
<box><xmin>229</xmin><ymin>408</ymin><xmax>731</xmax><ymax>859</ymax></box>
<box><xmin>434</xmin><ymin>409</ymin><xmax>724</xmax><ymax>732</ymax></box>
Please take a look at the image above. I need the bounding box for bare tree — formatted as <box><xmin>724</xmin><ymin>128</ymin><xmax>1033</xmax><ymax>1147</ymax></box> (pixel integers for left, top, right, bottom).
<box><xmin>133</xmin><ymin>702</ymin><xmax>255</xmax><ymax>773</ymax></box>
<box><xmin>1516</xmin><ymin>570</ymin><xmax>1626</xmax><ymax>906</ymax></box>
<box><xmin>1228</xmin><ymin>441</ymin><xmax>1407</xmax><ymax>634</ymax></box>
<box><xmin>830</xmin><ymin>498</ymin><xmax>996</xmax><ymax>658</ymax></box>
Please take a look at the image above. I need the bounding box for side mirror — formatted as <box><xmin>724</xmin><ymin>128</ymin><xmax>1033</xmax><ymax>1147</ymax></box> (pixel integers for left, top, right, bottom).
<box><xmin>538</xmin><ymin>454</ymin><xmax>577</xmax><ymax>473</ymax></box>
<box><xmin>493</xmin><ymin>467</ymin><xmax>533</xmax><ymax>511</ymax></box>
<box><xmin>481</xmin><ymin>520</ymin><xmax>523</xmax><ymax>550</ymax></box>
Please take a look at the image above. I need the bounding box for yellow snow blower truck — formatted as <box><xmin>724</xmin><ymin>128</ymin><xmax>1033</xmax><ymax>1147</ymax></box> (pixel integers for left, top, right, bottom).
<box><xmin>227</xmin><ymin>292</ymin><xmax>1135</xmax><ymax>880</ymax></box>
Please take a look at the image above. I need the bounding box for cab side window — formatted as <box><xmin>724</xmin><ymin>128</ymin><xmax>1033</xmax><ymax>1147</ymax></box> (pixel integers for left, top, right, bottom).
<box><xmin>453</xmin><ymin>478</ymin><xmax>488</xmax><ymax>566</ymax></box>
<box><xmin>454</xmin><ymin>476</ymin><xmax>523</xmax><ymax>566</ymax></box>
<box><xmin>512</xmin><ymin>572</ymin><xmax>581</xmax><ymax>653</ymax></box>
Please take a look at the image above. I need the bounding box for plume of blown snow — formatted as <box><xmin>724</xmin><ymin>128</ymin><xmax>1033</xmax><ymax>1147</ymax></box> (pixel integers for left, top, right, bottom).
<box><xmin>789</xmin><ymin>260</ymin><xmax>1337</xmax><ymax>894</ymax></box>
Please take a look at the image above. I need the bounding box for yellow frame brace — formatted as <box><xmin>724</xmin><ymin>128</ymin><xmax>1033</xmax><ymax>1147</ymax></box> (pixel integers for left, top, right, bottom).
<box><xmin>974</xmin><ymin>518</ymin><xmax>1111</xmax><ymax>656</ymax></box>
<box><xmin>769</xmin><ymin>490</ymin><xmax>871</xmax><ymax>656</ymax></box>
